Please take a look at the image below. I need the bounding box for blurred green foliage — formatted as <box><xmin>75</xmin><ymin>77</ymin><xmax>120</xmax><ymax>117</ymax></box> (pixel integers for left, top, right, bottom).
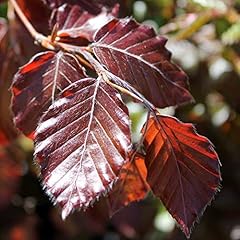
<box><xmin>0</xmin><ymin>3</ymin><xmax>7</xmax><ymax>18</ymax></box>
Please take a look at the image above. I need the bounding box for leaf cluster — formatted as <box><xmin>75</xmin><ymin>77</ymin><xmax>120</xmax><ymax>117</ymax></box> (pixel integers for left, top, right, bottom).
<box><xmin>0</xmin><ymin>0</ymin><xmax>222</xmax><ymax>238</ymax></box>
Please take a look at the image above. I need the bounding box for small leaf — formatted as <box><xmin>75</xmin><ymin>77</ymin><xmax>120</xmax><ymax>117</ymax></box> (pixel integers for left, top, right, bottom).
<box><xmin>143</xmin><ymin>114</ymin><xmax>221</xmax><ymax>238</ymax></box>
<box><xmin>50</xmin><ymin>3</ymin><xmax>119</xmax><ymax>44</ymax></box>
<box><xmin>34</xmin><ymin>77</ymin><xmax>132</xmax><ymax>219</ymax></box>
<box><xmin>11</xmin><ymin>51</ymin><xmax>86</xmax><ymax>137</ymax></box>
<box><xmin>93</xmin><ymin>18</ymin><xmax>193</xmax><ymax>108</ymax></box>
<box><xmin>107</xmin><ymin>154</ymin><xmax>149</xmax><ymax>216</ymax></box>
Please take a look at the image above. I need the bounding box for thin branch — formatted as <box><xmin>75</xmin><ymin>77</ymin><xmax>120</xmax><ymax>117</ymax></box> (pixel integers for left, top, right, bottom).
<box><xmin>9</xmin><ymin>0</ymin><xmax>55</xmax><ymax>50</ymax></box>
<box><xmin>9</xmin><ymin>0</ymin><xmax>38</xmax><ymax>39</ymax></box>
<box><xmin>106</xmin><ymin>81</ymin><xmax>146</xmax><ymax>104</ymax></box>
<box><xmin>174</xmin><ymin>9</ymin><xmax>223</xmax><ymax>41</ymax></box>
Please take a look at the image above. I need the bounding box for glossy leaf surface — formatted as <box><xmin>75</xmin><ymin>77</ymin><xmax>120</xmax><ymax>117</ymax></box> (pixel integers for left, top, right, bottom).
<box><xmin>107</xmin><ymin>154</ymin><xmax>149</xmax><ymax>216</ymax></box>
<box><xmin>11</xmin><ymin>51</ymin><xmax>86</xmax><ymax>137</ymax></box>
<box><xmin>50</xmin><ymin>4</ymin><xmax>118</xmax><ymax>44</ymax></box>
<box><xmin>34</xmin><ymin>77</ymin><xmax>132</xmax><ymax>219</ymax></box>
<box><xmin>143</xmin><ymin>115</ymin><xmax>221</xmax><ymax>237</ymax></box>
<box><xmin>93</xmin><ymin>18</ymin><xmax>193</xmax><ymax>108</ymax></box>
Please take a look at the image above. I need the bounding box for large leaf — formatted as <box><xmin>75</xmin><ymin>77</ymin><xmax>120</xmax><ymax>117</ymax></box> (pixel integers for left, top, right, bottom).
<box><xmin>107</xmin><ymin>154</ymin><xmax>149</xmax><ymax>216</ymax></box>
<box><xmin>34</xmin><ymin>77</ymin><xmax>132</xmax><ymax>219</ymax></box>
<box><xmin>143</xmin><ymin>114</ymin><xmax>221</xmax><ymax>237</ymax></box>
<box><xmin>50</xmin><ymin>4</ymin><xmax>118</xmax><ymax>44</ymax></box>
<box><xmin>93</xmin><ymin>18</ymin><xmax>193</xmax><ymax>108</ymax></box>
<box><xmin>11</xmin><ymin>51</ymin><xmax>86</xmax><ymax>137</ymax></box>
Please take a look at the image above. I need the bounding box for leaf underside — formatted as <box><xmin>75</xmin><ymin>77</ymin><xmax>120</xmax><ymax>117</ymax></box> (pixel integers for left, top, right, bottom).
<box><xmin>11</xmin><ymin>50</ymin><xmax>86</xmax><ymax>137</ymax></box>
<box><xmin>107</xmin><ymin>154</ymin><xmax>149</xmax><ymax>216</ymax></box>
<box><xmin>143</xmin><ymin>115</ymin><xmax>221</xmax><ymax>237</ymax></box>
<box><xmin>93</xmin><ymin>18</ymin><xmax>193</xmax><ymax>108</ymax></box>
<box><xmin>34</xmin><ymin>77</ymin><xmax>132</xmax><ymax>219</ymax></box>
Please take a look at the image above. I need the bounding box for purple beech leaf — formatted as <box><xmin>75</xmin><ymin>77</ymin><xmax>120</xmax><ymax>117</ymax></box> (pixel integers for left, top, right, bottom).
<box><xmin>50</xmin><ymin>3</ymin><xmax>119</xmax><ymax>44</ymax></box>
<box><xmin>143</xmin><ymin>114</ymin><xmax>221</xmax><ymax>238</ymax></box>
<box><xmin>107</xmin><ymin>154</ymin><xmax>149</xmax><ymax>216</ymax></box>
<box><xmin>34</xmin><ymin>77</ymin><xmax>132</xmax><ymax>219</ymax></box>
<box><xmin>11</xmin><ymin>51</ymin><xmax>87</xmax><ymax>137</ymax></box>
<box><xmin>93</xmin><ymin>18</ymin><xmax>194</xmax><ymax>108</ymax></box>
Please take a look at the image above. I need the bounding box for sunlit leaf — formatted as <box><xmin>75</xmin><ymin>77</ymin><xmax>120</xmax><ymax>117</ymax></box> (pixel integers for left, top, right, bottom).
<box><xmin>143</xmin><ymin>114</ymin><xmax>221</xmax><ymax>237</ymax></box>
<box><xmin>11</xmin><ymin>51</ymin><xmax>87</xmax><ymax>137</ymax></box>
<box><xmin>93</xmin><ymin>18</ymin><xmax>193</xmax><ymax>108</ymax></box>
<box><xmin>107</xmin><ymin>154</ymin><xmax>149</xmax><ymax>216</ymax></box>
<box><xmin>34</xmin><ymin>77</ymin><xmax>132</xmax><ymax>219</ymax></box>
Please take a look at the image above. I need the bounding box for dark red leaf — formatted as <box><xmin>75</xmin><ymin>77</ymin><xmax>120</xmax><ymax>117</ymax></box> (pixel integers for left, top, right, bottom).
<box><xmin>93</xmin><ymin>18</ymin><xmax>193</xmax><ymax>108</ymax></box>
<box><xmin>34</xmin><ymin>77</ymin><xmax>132</xmax><ymax>219</ymax></box>
<box><xmin>11</xmin><ymin>51</ymin><xmax>86</xmax><ymax>137</ymax></box>
<box><xmin>107</xmin><ymin>154</ymin><xmax>149</xmax><ymax>216</ymax></box>
<box><xmin>50</xmin><ymin>4</ymin><xmax>118</xmax><ymax>44</ymax></box>
<box><xmin>143</xmin><ymin>114</ymin><xmax>221</xmax><ymax>237</ymax></box>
